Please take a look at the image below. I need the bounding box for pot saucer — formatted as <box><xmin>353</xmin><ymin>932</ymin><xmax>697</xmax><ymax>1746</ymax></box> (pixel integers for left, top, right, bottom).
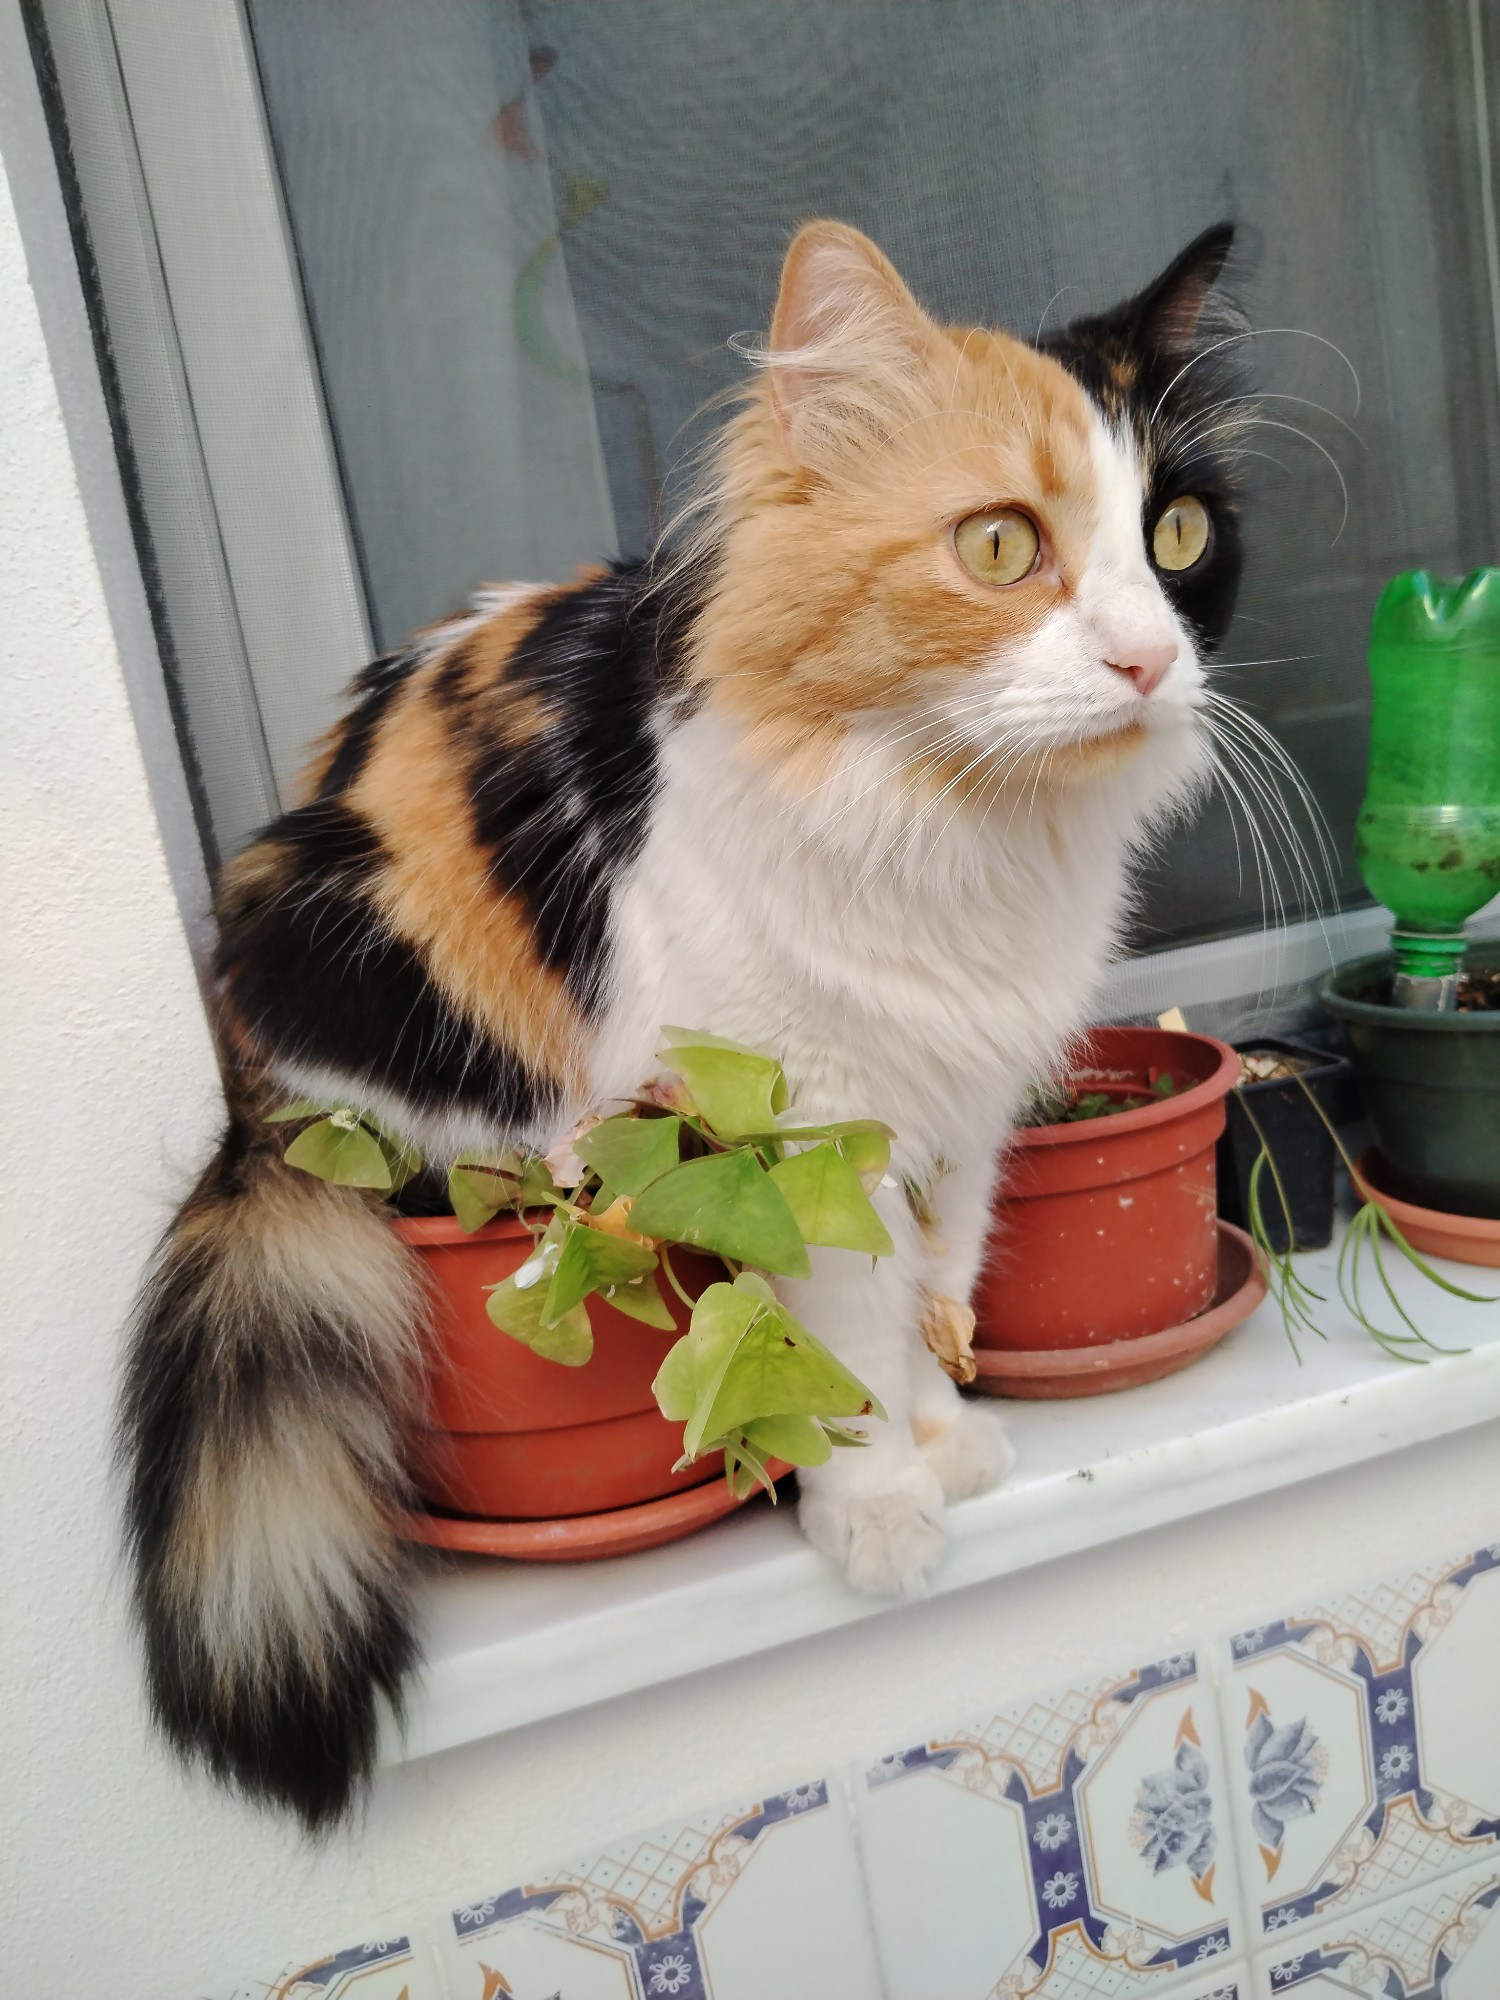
<box><xmin>1355</xmin><ymin>1150</ymin><xmax>1500</xmax><ymax>1268</ymax></box>
<box><xmin>400</xmin><ymin>1460</ymin><xmax>792</xmax><ymax>1562</ymax></box>
<box><xmin>970</xmin><ymin>1220</ymin><xmax>1265</xmax><ymax>1400</ymax></box>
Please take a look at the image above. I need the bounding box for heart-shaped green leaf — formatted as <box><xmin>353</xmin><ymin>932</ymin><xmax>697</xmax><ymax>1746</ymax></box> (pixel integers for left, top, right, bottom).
<box><xmin>736</xmin><ymin>1119</ymin><xmax>895</xmax><ymax>1147</ymax></box>
<box><xmin>528</xmin><ymin>1310</ymin><xmax>594</xmax><ymax>1367</ymax></box>
<box><xmin>692</xmin><ymin>1298</ymin><xmax>884</xmax><ymax>1449</ymax></box>
<box><xmin>659</xmin><ymin>1026</ymin><xmax>766</xmax><ymax>1054</ymax></box>
<box><xmin>601</xmin><ymin>1267</ymin><xmax>677</xmax><ymax>1331</ymax></box>
<box><xmin>378</xmin><ymin>1133</ymin><xmax>424</xmax><ymax>1192</ymax></box>
<box><xmin>769</xmin><ymin>1143</ymin><xmax>894</xmax><ymax>1255</ymax></box>
<box><xmin>835</xmin><ymin>1125</ymin><xmax>892</xmax><ymax>1189</ymax></box>
<box><xmin>723</xmin><ymin>1436</ymin><xmax>778</xmax><ymax>1500</ymax></box>
<box><xmin>628</xmin><ymin>1151</ymin><xmax>811</xmax><ymax>1276</ymax></box>
<box><xmin>573</xmin><ymin>1114</ymin><xmax>682</xmax><ymax>1196</ymax></box>
<box><xmin>653</xmin><ymin>1280</ymin><xmax>761</xmax><ymax>1439</ymax></box>
<box><xmin>485</xmin><ymin>1267</ymin><xmax>593</xmax><ymax>1366</ymax></box>
<box><xmin>514</xmin><ymin>1155</ymin><xmax>564</xmax><ymax>1208</ymax></box>
<box><xmin>543</xmin><ymin>1218</ymin><xmax>660</xmax><ymax>1327</ymax></box>
<box><xmin>448</xmin><ymin>1163</ymin><xmax>515</xmax><ymax>1233</ymax></box>
<box><xmin>283</xmin><ymin>1117</ymin><xmax>392</xmax><ymax>1190</ymax></box>
<box><xmin>736</xmin><ymin>1412</ymin><xmax>832</xmax><ymax>1466</ymax></box>
<box><xmin>661</xmin><ymin>1043</ymin><xmax>787</xmax><ymax>1140</ymax></box>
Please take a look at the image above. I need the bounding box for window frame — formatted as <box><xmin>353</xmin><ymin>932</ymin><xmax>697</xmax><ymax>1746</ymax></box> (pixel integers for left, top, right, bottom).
<box><xmin>28</xmin><ymin>0</ymin><xmax>1500</xmax><ymax>1019</ymax></box>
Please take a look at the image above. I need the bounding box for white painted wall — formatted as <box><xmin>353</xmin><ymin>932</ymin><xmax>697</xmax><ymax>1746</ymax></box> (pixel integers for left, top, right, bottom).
<box><xmin>3</xmin><ymin>30</ymin><xmax>1499</xmax><ymax>2000</ymax></box>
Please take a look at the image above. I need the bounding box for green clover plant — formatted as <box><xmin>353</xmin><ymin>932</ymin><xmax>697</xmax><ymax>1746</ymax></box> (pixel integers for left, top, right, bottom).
<box><xmin>269</xmin><ymin>1028</ymin><xmax>893</xmax><ymax>1496</ymax></box>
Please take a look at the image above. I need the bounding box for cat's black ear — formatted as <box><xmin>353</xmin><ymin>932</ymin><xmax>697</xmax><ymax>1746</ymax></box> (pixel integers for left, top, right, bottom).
<box><xmin>1132</xmin><ymin>221</ymin><xmax>1238</xmax><ymax>354</ymax></box>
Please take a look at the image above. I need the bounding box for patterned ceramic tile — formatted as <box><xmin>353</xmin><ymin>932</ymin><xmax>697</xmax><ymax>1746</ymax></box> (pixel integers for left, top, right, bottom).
<box><xmin>1253</xmin><ymin>1853</ymin><xmax>1500</xmax><ymax>1996</ymax></box>
<box><xmin>1221</xmin><ymin>1543</ymin><xmax>1500</xmax><ymax>1944</ymax></box>
<box><xmin>855</xmin><ymin>1649</ymin><xmax>1240</xmax><ymax>1999</ymax></box>
<box><xmin>222</xmin><ymin>1930</ymin><xmax>442</xmax><ymax>2000</ymax></box>
<box><xmin>1164</xmin><ymin>1973</ymin><xmax>1249</xmax><ymax>2000</ymax></box>
<box><xmin>435</xmin><ymin>1776</ymin><xmax>882</xmax><ymax>2000</ymax></box>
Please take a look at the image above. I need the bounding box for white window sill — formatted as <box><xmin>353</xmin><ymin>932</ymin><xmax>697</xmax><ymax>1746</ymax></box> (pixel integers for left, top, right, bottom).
<box><xmin>383</xmin><ymin>1220</ymin><xmax>1500</xmax><ymax>1767</ymax></box>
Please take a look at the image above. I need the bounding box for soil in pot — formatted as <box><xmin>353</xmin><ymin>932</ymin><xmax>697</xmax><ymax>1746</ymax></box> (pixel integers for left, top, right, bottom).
<box><xmin>1217</xmin><ymin>1037</ymin><xmax>1352</xmax><ymax>1253</ymax></box>
<box><xmin>974</xmin><ymin>1025</ymin><xmax>1240</xmax><ymax>1369</ymax></box>
<box><xmin>1323</xmin><ymin>945</ymin><xmax>1500</xmax><ymax>1220</ymax></box>
<box><xmin>395</xmin><ymin>1213</ymin><xmax>725</xmax><ymax>1520</ymax></box>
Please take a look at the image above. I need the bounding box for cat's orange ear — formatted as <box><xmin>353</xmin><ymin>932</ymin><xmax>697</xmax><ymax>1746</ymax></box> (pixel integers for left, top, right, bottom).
<box><xmin>767</xmin><ymin>222</ymin><xmax>937</xmax><ymax>464</ymax></box>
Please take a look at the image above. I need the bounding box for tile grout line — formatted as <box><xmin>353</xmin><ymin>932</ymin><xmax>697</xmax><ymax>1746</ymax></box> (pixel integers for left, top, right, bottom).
<box><xmin>828</xmin><ymin>1763</ymin><xmax>896</xmax><ymax>2000</ymax></box>
<box><xmin>1199</xmin><ymin>1622</ymin><xmax>1263</xmax><ymax>1998</ymax></box>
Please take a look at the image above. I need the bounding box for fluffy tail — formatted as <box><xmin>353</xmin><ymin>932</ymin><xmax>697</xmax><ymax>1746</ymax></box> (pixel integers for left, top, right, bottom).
<box><xmin>119</xmin><ymin>1109</ymin><xmax>428</xmax><ymax>1829</ymax></box>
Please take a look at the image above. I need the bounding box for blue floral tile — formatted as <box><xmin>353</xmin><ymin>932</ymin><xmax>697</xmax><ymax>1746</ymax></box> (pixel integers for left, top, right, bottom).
<box><xmin>1170</xmin><ymin>1975</ymin><xmax>1249</xmax><ymax>2000</ymax></box>
<box><xmin>1221</xmin><ymin>1543</ymin><xmax>1500</xmax><ymax>1944</ymax></box>
<box><xmin>435</xmin><ymin>1777</ymin><xmax>881</xmax><ymax>1999</ymax></box>
<box><xmin>222</xmin><ymin>1930</ymin><xmax>442</xmax><ymax>2000</ymax></box>
<box><xmin>855</xmin><ymin>1649</ymin><xmax>1241</xmax><ymax>1999</ymax></box>
<box><xmin>1253</xmin><ymin>1852</ymin><xmax>1500</xmax><ymax>1996</ymax></box>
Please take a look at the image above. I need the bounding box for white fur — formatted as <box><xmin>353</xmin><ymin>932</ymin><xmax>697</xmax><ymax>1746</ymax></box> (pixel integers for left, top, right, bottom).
<box><xmin>412</xmin><ymin>583</ymin><xmax>547</xmax><ymax>664</ymax></box>
<box><xmin>592</xmin><ymin>401</ymin><xmax>1212</xmax><ymax>1593</ymax></box>
<box><xmin>173</xmin><ymin>1184</ymin><xmax>424</xmax><ymax>1682</ymax></box>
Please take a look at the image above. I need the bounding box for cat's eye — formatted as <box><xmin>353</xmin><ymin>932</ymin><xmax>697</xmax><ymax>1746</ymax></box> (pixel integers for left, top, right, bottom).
<box><xmin>953</xmin><ymin>507</ymin><xmax>1041</xmax><ymax>587</ymax></box>
<box><xmin>1152</xmin><ymin>495</ymin><xmax>1211</xmax><ymax>573</ymax></box>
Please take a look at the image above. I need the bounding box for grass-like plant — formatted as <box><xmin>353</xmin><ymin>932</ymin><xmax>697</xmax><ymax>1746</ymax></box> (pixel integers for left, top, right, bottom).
<box><xmin>270</xmin><ymin>1028</ymin><xmax>894</xmax><ymax>1497</ymax></box>
<box><xmin>1235</xmin><ymin>1074</ymin><xmax>1491</xmax><ymax>1363</ymax></box>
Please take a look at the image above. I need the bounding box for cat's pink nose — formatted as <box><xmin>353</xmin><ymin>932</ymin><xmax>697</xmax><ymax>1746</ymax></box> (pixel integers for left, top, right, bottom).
<box><xmin>1106</xmin><ymin>636</ymin><xmax>1177</xmax><ymax>698</ymax></box>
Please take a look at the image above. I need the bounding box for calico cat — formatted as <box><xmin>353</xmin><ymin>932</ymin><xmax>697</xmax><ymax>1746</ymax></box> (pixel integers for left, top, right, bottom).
<box><xmin>122</xmin><ymin>220</ymin><xmax>1248</xmax><ymax>1829</ymax></box>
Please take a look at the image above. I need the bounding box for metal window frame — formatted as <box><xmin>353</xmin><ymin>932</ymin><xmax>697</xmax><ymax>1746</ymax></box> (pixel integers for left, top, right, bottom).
<box><xmin>31</xmin><ymin>0</ymin><xmax>371</xmax><ymax>861</ymax></box>
<box><xmin>20</xmin><ymin>0</ymin><xmax>1500</xmax><ymax>1026</ymax></box>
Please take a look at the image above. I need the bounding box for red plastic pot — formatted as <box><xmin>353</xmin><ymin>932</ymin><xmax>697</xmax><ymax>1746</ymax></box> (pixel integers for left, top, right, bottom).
<box><xmin>395</xmin><ymin>1213</ymin><xmax>724</xmax><ymax>1520</ymax></box>
<box><xmin>974</xmin><ymin>1027</ymin><xmax>1240</xmax><ymax>1358</ymax></box>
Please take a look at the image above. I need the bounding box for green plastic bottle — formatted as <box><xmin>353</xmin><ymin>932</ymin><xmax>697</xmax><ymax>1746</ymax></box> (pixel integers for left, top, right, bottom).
<box><xmin>1356</xmin><ymin>569</ymin><xmax>1500</xmax><ymax>1005</ymax></box>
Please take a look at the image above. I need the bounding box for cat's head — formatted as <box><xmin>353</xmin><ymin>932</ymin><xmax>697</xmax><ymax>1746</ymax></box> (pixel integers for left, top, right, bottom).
<box><xmin>688</xmin><ymin>220</ymin><xmax>1248</xmax><ymax>823</ymax></box>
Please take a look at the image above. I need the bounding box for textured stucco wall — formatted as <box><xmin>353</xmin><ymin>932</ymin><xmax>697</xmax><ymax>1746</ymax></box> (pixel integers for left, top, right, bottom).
<box><xmin>5</xmin><ymin>22</ymin><xmax>1500</xmax><ymax>2000</ymax></box>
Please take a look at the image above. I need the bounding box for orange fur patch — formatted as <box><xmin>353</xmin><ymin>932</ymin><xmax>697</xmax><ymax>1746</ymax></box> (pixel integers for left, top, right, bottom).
<box><xmin>294</xmin><ymin>725</ymin><xmax>343</xmax><ymax>805</ymax></box>
<box><xmin>689</xmin><ymin>322</ymin><xmax>1107</xmax><ymax>774</ymax></box>
<box><xmin>347</xmin><ymin>670</ymin><xmax>585</xmax><ymax>1096</ymax></box>
<box><xmin>439</xmin><ymin>595</ymin><xmax>557</xmax><ymax>706</ymax></box>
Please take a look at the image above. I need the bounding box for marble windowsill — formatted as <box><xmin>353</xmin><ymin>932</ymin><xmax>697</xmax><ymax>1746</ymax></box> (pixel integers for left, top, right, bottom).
<box><xmin>383</xmin><ymin>1221</ymin><xmax>1500</xmax><ymax>1766</ymax></box>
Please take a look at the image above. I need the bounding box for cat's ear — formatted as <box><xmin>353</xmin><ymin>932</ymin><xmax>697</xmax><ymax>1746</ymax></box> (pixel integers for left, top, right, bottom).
<box><xmin>1132</xmin><ymin>221</ymin><xmax>1239</xmax><ymax>354</ymax></box>
<box><xmin>767</xmin><ymin>222</ymin><xmax>937</xmax><ymax>463</ymax></box>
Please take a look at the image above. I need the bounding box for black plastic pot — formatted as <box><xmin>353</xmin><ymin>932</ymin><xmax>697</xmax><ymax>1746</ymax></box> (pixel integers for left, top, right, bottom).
<box><xmin>1322</xmin><ymin>945</ymin><xmax>1500</xmax><ymax>1220</ymax></box>
<box><xmin>1217</xmin><ymin>1037</ymin><xmax>1352</xmax><ymax>1253</ymax></box>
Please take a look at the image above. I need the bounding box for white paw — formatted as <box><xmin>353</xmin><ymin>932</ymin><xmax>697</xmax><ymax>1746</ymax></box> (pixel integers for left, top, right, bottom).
<box><xmin>920</xmin><ymin>1401</ymin><xmax>1016</xmax><ymax>1503</ymax></box>
<box><xmin>799</xmin><ymin>1463</ymin><xmax>948</xmax><ymax>1596</ymax></box>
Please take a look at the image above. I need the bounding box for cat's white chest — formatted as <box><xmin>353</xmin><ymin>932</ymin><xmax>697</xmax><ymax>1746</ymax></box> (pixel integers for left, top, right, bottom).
<box><xmin>598</xmin><ymin>715</ymin><xmax>1133</xmax><ymax>1174</ymax></box>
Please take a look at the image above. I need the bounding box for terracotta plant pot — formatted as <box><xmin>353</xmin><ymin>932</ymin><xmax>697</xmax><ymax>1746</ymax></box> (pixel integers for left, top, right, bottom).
<box><xmin>1354</xmin><ymin>1148</ymin><xmax>1500</xmax><ymax>1269</ymax></box>
<box><xmin>973</xmin><ymin>1027</ymin><xmax>1241</xmax><ymax>1381</ymax></box>
<box><xmin>394</xmin><ymin>1213</ymin><xmax>724</xmax><ymax>1520</ymax></box>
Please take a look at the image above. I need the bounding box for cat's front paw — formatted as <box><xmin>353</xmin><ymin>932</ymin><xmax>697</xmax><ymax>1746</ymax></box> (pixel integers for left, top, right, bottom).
<box><xmin>920</xmin><ymin>1401</ymin><xmax>1015</xmax><ymax>1503</ymax></box>
<box><xmin>799</xmin><ymin>1461</ymin><xmax>947</xmax><ymax>1596</ymax></box>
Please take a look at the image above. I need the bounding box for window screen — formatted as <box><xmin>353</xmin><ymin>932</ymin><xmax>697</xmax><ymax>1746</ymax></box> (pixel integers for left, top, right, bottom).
<box><xmin>39</xmin><ymin>0</ymin><xmax>1500</xmax><ymax>951</ymax></box>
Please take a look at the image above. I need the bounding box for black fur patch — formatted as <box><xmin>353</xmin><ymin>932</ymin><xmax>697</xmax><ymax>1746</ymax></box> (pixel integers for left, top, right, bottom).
<box><xmin>314</xmin><ymin>648</ymin><xmax>421</xmax><ymax>798</ymax></box>
<box><xmin>137</xmin><ymin>1563</ymin><xmax>417</xmax><ymax>1832</ymax></box>
<box><xmin>1040</xmin><ymin>223</ymin><xmax>1246</xmax><ymax>651</ymax></box>
<box><xmin>120</xmin><ymin>1127</ymin><xmax>417</xmax><ymax>1830</ymax></box>
<box><xmin>447</xmin><ymin>560</ymin><xmax>707</xmax><ymax>1011</ymax></box>
<box><xmin>217</xmin><ymin>799</ymin><xmax>553</xmax><ymax>1127</ymax></box>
